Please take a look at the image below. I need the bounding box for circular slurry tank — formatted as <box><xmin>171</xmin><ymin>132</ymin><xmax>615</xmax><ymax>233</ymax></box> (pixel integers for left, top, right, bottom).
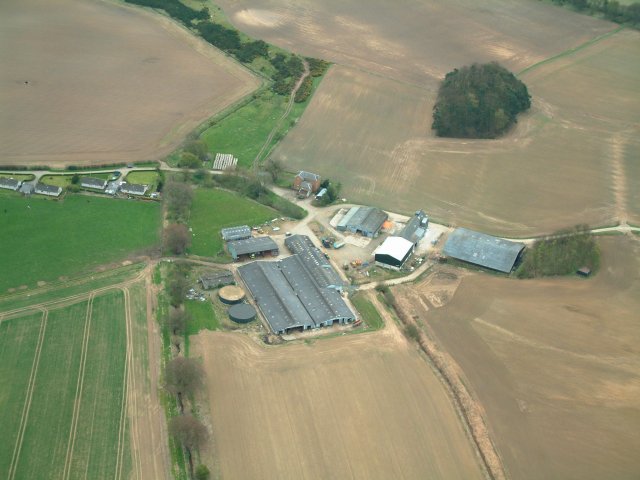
<box><xmin>218</xmin><ymin>285</ymin><xmax>245</xmax><ymax>305</ymax></box>
<box><xmin>229</xmin><ymin>303</ymin><xmax>256</xmax><ymax>324</ymax></box>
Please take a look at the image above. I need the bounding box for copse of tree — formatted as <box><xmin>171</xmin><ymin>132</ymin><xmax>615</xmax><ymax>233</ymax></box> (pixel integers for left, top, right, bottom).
<box><xmin>516</xmin><ymin>225</ymin><xmax>600</xmax><ymax>278</ymax></box>
<box><xmin>124</xmin><ymin>0</ymin><xmax>208</xmax><ymax>25</ymax></box>
<box><xmin>235</xmin><ymin>40</ymin><xmax>269</xmax><ymax>63</ymax></box>
<box><xmin>184</xmin><ymin>139</ymin><xmax>209</xmax><ymax>162</ymax></box>
<box><xmin>316</xmin><ymin>179</ymin><xmax>341</xmax><ymax>206</ymax></box>
<box><xmin>165</xmin><ymin>223</ymin><xmax>191</xmax><ymax>255</ymax></box>
<box><xmin>432</xmin><ymin>63</ymin><xmax>531</xmax><ymax>139</ymax></box>
<box><xmin>164</xmin><ymin>180</ymin><xmax>193</xmax><ymax>221</ymax></box>
<box><xmin>307</xmin><ymin>58</ymin><xmax>330</xmax><ymax>77</ymax></box>
<box><xmin>195</xmin><ymin>21</ymin><xmax>241</xmax><ymax>52</ymax></box>
<box><xmin>164</xmin><ymin>357</ymin><xmax>204</xmax><ymax>398</ymax></box>
<box><xmin>165</xmin><ymin>307</ymin><xmax>190</xmax><ymax>336</ymax></box>
<box><xmin>545</xmin><ymin>0</ymin><xmax>640</xmax><ymax>26</ymax></box>
<box><xmin>167</xmin><ymin>268</ymin><xmax>189</xmax><ymax>307</ymax></box>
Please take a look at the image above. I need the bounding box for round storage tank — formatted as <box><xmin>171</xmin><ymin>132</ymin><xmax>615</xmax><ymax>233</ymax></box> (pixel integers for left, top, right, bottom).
<box><xmin>228</xmin><ymin>303</ymin><xmax>256</xmax><ymax>324</ymax></box>
<box><xmin>218</xmin><ymin>285</ymin><xmax>245</xmax><ymax>305</ymax></box>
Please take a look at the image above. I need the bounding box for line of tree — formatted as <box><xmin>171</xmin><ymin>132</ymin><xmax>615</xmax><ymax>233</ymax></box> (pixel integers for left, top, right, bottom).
<box><xmin>124</xmin><ymin>0</ymin><xmax>208</xmax><ymax>24</ymax></box>
<box><xmin>432</xmin><ymin>62</ymin><xmax>531</xmax><ymax>139</ymax></box>
<box><xmin>545</xmin><ymin>0</ymin><xmax>640</xmax><ymax>26</ymax></box>
<box><xmin>516</xmin><ymin>225</ymin><xmax>600</xmax><ymax>278</ymax></box>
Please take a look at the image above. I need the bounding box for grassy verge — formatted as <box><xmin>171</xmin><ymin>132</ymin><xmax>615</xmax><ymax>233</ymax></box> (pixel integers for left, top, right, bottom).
<box><xmin>351</xmin><ymin>293</ymin><xmax>385</xmax><ymax>330</ymax></box>
<box><xmin>0</xmin><ymin>194</ymin><xmax>160</xmax><ymax>292</ymax></box>
<box><xmin>0</xmin><ymin>173</ymin><xmax>35</xmax><ymax>182</ymax></box>
<box><xmin>184</xmin><ymin>299</ymin><xmax>219</xmax><ymax>335</ymax></box>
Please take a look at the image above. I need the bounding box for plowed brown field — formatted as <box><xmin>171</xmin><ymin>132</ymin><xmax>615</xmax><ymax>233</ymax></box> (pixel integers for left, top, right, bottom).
<box><xmin>217</xmin><ymin>0</ymin><xmax>639</xmax><ymax>235</ymax></box>
<box><xmin>0</xmin><ymin>0</ymin><xmax>259</xmax><ymax>167</ymax></box>
<box><xmin>193</xmin><ymin>324</ymin><xmax>486</xmax><ymax>480</ymax></box>
<box><xmin>394</xmin><ymin>236</ymin><xmax>640</xmax><ymax>480</ymax></box>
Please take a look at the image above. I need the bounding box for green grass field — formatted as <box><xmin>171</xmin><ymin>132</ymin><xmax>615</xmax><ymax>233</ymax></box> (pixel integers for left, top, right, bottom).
<box><xmin>0</xmin><ymin>174</ymin><xmax>35</xmax><ymax>182</ymax></box>
<box><xmin>185</xmin><ymin>299</ymin><xmax>219</xmax><ymax>335</ymax></box>
<box><xmin>188</xmin><ymin>188</ymin><xmax>276</xmax><ymax>258</ymax></box>
<box><xmin>351</xmin><ymin>294</ymin><xmax>384</xmax><ymax>330</ymax></box>
<box><xmin>0</xmin><ymin>291</ymin><xmax>130</xmax><ymax>479</ymax></box>
<box><xmin>125</xmin><ymin>170</ymin><xmax>160</xmax><ymax>192</ymax></box>
<box><xmin>0</xmin><ymin>193</ymin><xmax>160</xmax><ymax>292</ymax></box>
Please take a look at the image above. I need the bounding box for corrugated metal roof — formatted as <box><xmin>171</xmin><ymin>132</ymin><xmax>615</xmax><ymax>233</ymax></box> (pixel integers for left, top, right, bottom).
<box><xmin>338</xmin><ymin>206</ymin><xmax>388</xmax><ymax>234</ymax></box>
<box><xmin>443</xmin><ymin>228</ymin><xmax>524</xmax><ymax>273</ymax></box>
<box><xmin>0</xmin><ymin>177</ymin><xmax>21</xmax><ymax>190</ymax></box>
<box><xmin>221</xmin><ymin>225</ymin><xmax>251</xmax><ymax>242</ymax></box>
<box><xmin>228</xmin><ymin>236</ymin><xmax>278</xmax><ymax>258</ymax></box>
<box><xmin>80</xmin><ymin>177</ymin><xmax>107</xmax><ymax>189</ymax></box>
<box><xmin>284</xmin><ymin>235</ymin><xmax>343</xmax><ymax>288</ymax></box>
<box><xmin>401</xmin><ymin>210</ymin><xmax>428</xmax><ymax>244</ymax></box>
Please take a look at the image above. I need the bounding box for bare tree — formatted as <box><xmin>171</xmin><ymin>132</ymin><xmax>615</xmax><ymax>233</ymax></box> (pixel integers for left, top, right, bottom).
<box><xmin>165</xmin><ymin>224</ymin><xmax>191</xmax><ymax>255</ymax></box>
<box><xmin>169</xmin><ymin>414</ymin><xmax>208</xmax><ymax>450</ymax></box>
<box><xmin>167</xmin><ymin>270</ymin><xmax>189</xmax><ymax>307</ymax></box>
<box><xmin>164</xmin><ymin>181</ymin><xmax>193</xmax><ymax>220</ymax></box>
<box><xmin>164</xmin><ymin>357</ymin><xmax>204</xmax><ymax>398</ymax></box>
<box><xmin>264</xmin><ymin>158</ymin><xmax>284</xmax><ymax>183</ymax></box>
<box><xmin>165</xmin><ymin>307</ymin><xmax>190</xmax><ymax>336</ymax></box>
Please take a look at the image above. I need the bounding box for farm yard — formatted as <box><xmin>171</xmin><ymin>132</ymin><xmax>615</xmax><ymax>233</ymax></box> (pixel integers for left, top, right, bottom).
<box><xmin>0</xmin><ymin>266</ymin><xmax>169</xmax><ymax>480</ymax></box>
<box><xmin>188</xmin><ymin>188</ymin><xmax>277</xmax><ymax>258</ymax></box>
<box><xmin>217</xmin><ymin>0</ymin><xmax>639</xmax><ymax>235</ymax></box>
<box><xmin>0</xmin><ymin>0</ymin><xmax>259</xmax><ymax>167</ymax></box>
<box><xmin>392</xmin><ymin>237</ymin><xmax>640</xmax><ymax>480</ymax></box>
<box><xmin>0</xmin><ymin>193</ymin><xmax>161</xmax><ymax>292</ymax></box>
<box><xmin>193</xmin><ymin>323</ymin><xmax>486</xmax><ymax>480</ymax></box>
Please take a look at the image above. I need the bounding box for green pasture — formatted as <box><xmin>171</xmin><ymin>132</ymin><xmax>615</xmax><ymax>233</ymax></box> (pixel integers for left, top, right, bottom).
<box><xmin>188</xmin><ymin>188</ymin><xmax>275</xmax><ymax>258</ymax></box>
<box><xmin>0</xmin><ymin>194</ymin><xmax>160</xmax><ymax>292</ymax></box>
<box><xmin>0</xmin><ymin>173</ymin><xmax>35</xmax><ymax>182</ymax></box>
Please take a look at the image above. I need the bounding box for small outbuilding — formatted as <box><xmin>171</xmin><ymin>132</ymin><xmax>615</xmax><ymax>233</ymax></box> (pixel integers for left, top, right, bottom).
<box><xmin>576</xmin><ymin>266</ymin><xmax>592</xmax><ymax>277</ymax></box>
<box><xmin>34</xmin><ymin>183</ymin><xmax>62</xmax><ymax>197</ymax></box>
<box><xmin>228</xmin><ymin>303</ymin><xmax>256</xmax><ymax>324</ymax></box>
<box><xmin>227</xmin><ymin>236</ymin><xmax>279</xmax><ymax>261</ymax></box>
<box><xmin>221</xmin><ymin>225</ymin><xmax>251</xmax><ymax>242</ymax></box>
<box><xmin>401</xmin><ymin>210</ymin><xmax>429</xmax><ymax>245</ymax></box>
<box><xmin>0</xmin><ymin>177</ymin><xmax>22</xmax><ymax>191</ymax></box>
<box><xmin>374</xmin><ymin>236</ymin><xmax>414</xmax><ymax>270</ymax></box>
<box><xmin>199</xmin><ymin>271</ymin><xmax>235</xmax><ymax>290</ymax></box>
<box><xmin>80</xmin><ymin>177</ymin><xmax>107</xmax><ymax>190</ymax></box>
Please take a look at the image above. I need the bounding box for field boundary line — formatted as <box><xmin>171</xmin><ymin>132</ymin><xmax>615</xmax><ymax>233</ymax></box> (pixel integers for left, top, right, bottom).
<box><xmin>125</xmin><ymin>286</ymin><xmax>143</xmax><ymax>480</ymax></box>
<box><xmin>62</xmin><ymin>294</ymin><xmax>95</xmax><ymax>480</ymax></box>
<box><xmin>519</xmin><ymin>25</ymin><xmax>624</xmax><ymax>76</ymax></box>
<box><xmin>8</xmin><ymin>308</ymin><xmax>48</xmax><ymax>480</ymax></box>
<box><xmin>115</xmin><ymin>287</ymin><xmax>132</xmax><ymax>480</ymax></box>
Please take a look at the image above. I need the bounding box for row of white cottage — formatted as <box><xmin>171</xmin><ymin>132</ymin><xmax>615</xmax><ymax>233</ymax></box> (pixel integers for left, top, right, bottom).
<box><xmin>0</xmin><ymin>176</ymin><xmax>149</xmax><ymax>197</ymax></box>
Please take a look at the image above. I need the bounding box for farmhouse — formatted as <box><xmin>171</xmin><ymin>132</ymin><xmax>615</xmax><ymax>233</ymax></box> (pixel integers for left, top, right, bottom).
<box><xmin>221</xmin><ymin>225</ymin><xmax>252</xmax><ymax>242</ymax></box>
<box><xmin>213</xmin><ymin>153</ymin><xmax>238</xmax><ymax>171</ymax></box>
<box><xmin>337</xmin><ymin>206</ymin><xmax>388</xmax><ymax>238</ymax></box>
<box><xmin>120</xmin><ymin>182</ymin><xmax>148</xmax><ymax>196</ymax></box>
<box><xmin>238</xmin><ymin>235</ymin><xmax>354</xmax><ymax>334</ymax></box>
<box><xmin>228</xmin><ymin>236</ymin><xmax>279</xmax><ymax>261</ymax></box>
<box><xmin>374</xmin><ymin>236</ymin><xmax>415</xmax><ymax>270</ymax></box>
<box><xmin>199</xmin><ymin>271</ymin><xmax>235</xmax><ymax>290</ymax></box>
<box><xmin>80</xmin><ymin>176</ymin><xmax>107</xmax><ymax>190</ymax></box>
<box><xmin>401</xmin><ymin>210</ymin><xmax>429</xmax><ymax>245</ymax></box>
<box><xmin>443</xmin><ymin>227</ymin><xmax>524</xmax><ymax>273</ymax></box>
<box><xmin>34</xmin><ymin>183</ymin><xmax>62</xmax><ymax>197</ymax></box>
<box><xmin>293</xmin><ymin>171</ymin><xmax>321</xmax><ymax>198</ymax></box>
<box><xmin>0</xmin><ymin>177</ymin><xmax>22</xmax><ymax>191</ymax></box>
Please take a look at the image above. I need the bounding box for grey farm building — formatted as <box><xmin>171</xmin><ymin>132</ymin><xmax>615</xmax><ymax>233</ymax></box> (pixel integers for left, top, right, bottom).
<box><xmin>443</xmin><ymin>228</ymin><xmax>524</xmax><ymax>273</ymax></box>
<box><xmin>238</xmin><ymin>234</ymin><xmax>354</xmax><ymax>334</ymax></box>
<box><xmin>337</xmin><ymin>206</ymin><xmax>388</xmax><ymax>238</ymax></box>
<box><xmin>228</xmin><ymin>236</ymin><xmax>279</xmax><ymax>261</ymax></box>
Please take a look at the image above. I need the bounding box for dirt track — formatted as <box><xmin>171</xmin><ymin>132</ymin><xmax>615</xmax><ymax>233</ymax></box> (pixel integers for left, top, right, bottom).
<box><xmin>192</xmin><ymin>315</ymin><xmax>486</xmax><ymax>480</ymax></box>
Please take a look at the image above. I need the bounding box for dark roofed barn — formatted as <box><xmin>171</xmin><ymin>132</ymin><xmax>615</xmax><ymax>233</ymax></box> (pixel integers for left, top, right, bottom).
<box><xmin>284</xmin><ymin>234</ymin><xmax>344</xmax><ymax>288</ymax></box>
<box><xmin>120</xmin><ymin>182</ymin><xmax>148</xmax><ymax>196</ymax></box>
<box><xmin>337</xmin><ymin>206</ymin><xmax>388</xmax><ymax>238</ymax></box>
<box><xmin>443</xmin><ymin>228</ymin><xmax>524</xmax><ymax>273</ymax></box>
<box><xmin>199</xmin><ymin>271</ymin><xmax>235</xmax><ymax>290</ymax></box>
<box><xmin>221</xmin><ymin>225</ymin><xmax>251</xmax><ymax>242</ymax></box>
<box><xmin>228</xmin><ymin>236</ymin><xmax>279</xmax><ymax>261</ymax></box>
<box><xmin>401</xmin><ymin>210</ymin><xmax>429</xmax><ymax>245</ymax></box>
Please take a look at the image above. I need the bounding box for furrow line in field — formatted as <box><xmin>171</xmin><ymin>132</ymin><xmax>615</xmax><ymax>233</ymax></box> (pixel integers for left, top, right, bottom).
<box><xmin>62</xmin><ymin>294</ymin><xmax>95</xmax><ymax>480</ymax></box>
<box><xmin>126</xmin><ymin>286</ymin><xmax>143</xmax><ymax>480</ymax></box>
<box><xmin>115</xmin><ymin>287</ymin><xmax>132</xmax><ymax>480</ymax></box>
<box><xmin>7</xmin><ymin>308</ymin><xmax>48</xmax><ymax>480</ymax></box>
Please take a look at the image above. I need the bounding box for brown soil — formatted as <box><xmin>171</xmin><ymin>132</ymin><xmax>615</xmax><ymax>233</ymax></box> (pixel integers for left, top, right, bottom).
<box><xmin>395</xmin><ymin>237</ymin><xmax>640</xmax><ymax>479</ymax></box>
<box><xmin>0</xmin><ymin>0</ymin><xmax>259</xmax><ymax>167</ymax></box>
<box><xmin>191</xmin><ymin>317</ymin><xmax>486</xmax><ymax>480</ymax></box>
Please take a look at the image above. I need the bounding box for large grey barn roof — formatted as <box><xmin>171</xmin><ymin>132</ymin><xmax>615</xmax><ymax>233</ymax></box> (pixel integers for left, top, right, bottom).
<box><xmin>228</xmin><ymin>236</ymin><xmax>278</xmax><ymax>257</ymax></box>
<box><xmin>0</xmin><ymin>177</ymin><xmax>21</xmax><ymax>190</ymax></box>
<box><xmin>284</xmin><ymin>235</ymin><xmax>344</xmax><ymax>288</ymax></box>
<box><xmin>443</xmin><ymin>228</ymin><xmax>524</xmax><ymax>273</ymax></box>
<box><xmin>221</xmin><ymin>225</ymin><xmax>251</xmax><ymax>242</ymax></box>
<box><xmin>80</xmin><ymin>177</ymin><xmax>107</xmax><ymax>189</ymax></box>
<box><xmin>338</xmin><ymin>206</ymin><xmax>388</xmax><ymax>234</ymax></box>
<box><xmin>401</xmin><ymin>210</ymin><xmax>428</xmax><ymax>244</ymax></box>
